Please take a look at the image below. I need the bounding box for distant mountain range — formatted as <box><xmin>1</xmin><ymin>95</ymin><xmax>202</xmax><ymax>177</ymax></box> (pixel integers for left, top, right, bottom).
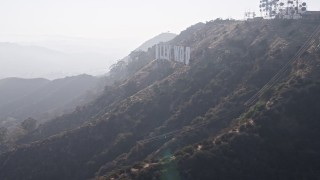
<box><xmin>0</xmin><ymin>42</ymin><xmax>110</xmax><ymax>79</ymax></box>
<box><xmin>0</xmin><ymin>75</ymin><xmax>103</xmax><ymax>128</ymax></box>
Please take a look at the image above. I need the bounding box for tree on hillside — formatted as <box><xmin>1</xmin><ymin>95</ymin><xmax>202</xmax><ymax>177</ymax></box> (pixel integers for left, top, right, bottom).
<box><xmin>21</xmin><ymin>118</ymin><xmax>37</xmax><ymax>132</ymax></box>
<box><xmin>109</xmin><ymin>60</ymin><xmax>127</xmax><ymax>80</ymax></box>
<box><xmin>0</xmin><ymin>127</ymin><xmax>8</xmax><ymax>144</ymax></box>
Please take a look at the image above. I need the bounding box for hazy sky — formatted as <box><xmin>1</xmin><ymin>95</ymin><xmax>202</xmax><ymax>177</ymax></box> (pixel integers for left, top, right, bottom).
<box><xmin>0</xmin><ymin>0</ymin><xmax>319</xmax><ymax>79</ymax></box>
<box><xmin>0</xmin><ymin>0</ymin><xmax>318</xmax><ymax>43</ymax></box>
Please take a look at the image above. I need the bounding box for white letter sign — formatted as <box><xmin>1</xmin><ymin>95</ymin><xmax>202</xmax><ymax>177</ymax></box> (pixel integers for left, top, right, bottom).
<box><xmin>155</xmin><ymin>44</ymin><xmax>191</xmax><ymax>65</ymax></box>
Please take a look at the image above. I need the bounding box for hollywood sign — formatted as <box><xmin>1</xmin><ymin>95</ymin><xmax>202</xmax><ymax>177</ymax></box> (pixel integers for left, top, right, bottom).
<box><xmin>155</xmin><ymin>44</ymin><xmax>190</xmax><ymax>65</ymax></box>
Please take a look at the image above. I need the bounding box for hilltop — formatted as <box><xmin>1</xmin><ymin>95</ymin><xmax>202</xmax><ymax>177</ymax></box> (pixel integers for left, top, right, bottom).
<box><xmin>0</xmin><ymin>19</ymin><xmax>320</xmax><ymax>180</ymax></box>
<box><xmin>136</xmin><ymin>33</ymin><xmax>177</xmax><ymax>51</ymax></box>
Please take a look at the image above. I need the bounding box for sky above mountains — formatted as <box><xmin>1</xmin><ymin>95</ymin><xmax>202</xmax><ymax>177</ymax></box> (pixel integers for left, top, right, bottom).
<box><xmin>0</xmin><ymin>0</ymin><xmax>319</xmax><ymax>79</ymax></box>
<box><xmin>1</xmin><ymin>0</ymin><xmax>319</xmax><ymax>43</ymax></box>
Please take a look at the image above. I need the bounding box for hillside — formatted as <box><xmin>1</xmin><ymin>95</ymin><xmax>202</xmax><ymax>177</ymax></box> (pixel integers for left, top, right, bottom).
<box><xmin>19</xmin><ymin>58</ymin><xmax>182</xmax><ymax>144</ymax></box>
<box><xmin>114</xmin><ymin>79</ymin><xmax>320</xmax><ymax>180</ymax></box>
<box><xmin>15</xmin><ymin>32</ymin><xmax>179</xmax><ymax>144</ymax></box>
<box><xmin>0</xmin><ymin>19</ymin><xmax>320</xmax><ymax>180</ymax></box>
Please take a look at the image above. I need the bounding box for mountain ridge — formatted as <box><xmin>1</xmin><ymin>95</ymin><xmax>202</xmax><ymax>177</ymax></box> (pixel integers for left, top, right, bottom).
<box><xmin>135</xmin><ymin>33</ymin><xmax>177</xmax><ymax>52</ymax></box>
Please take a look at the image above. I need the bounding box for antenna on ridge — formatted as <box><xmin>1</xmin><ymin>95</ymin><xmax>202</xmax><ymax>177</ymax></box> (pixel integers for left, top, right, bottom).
<box><xmin>244</xmin><ymin>10</ymin><xmax>257</xmax><ymax>20</ymax></box>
